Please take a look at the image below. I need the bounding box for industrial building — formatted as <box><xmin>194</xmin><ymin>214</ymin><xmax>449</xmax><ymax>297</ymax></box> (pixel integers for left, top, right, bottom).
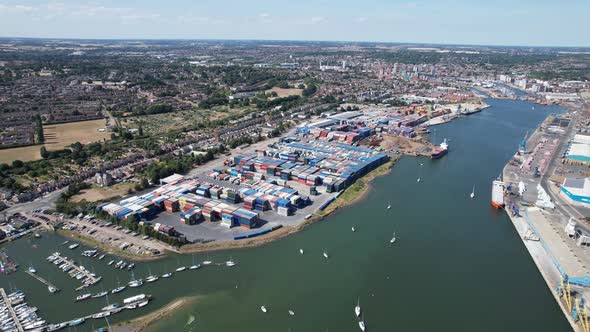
<box><xmin>565</xmin><ymin>134</ymin><xmax>590</xmax><ymax>163</ymax></box>
<box><xmin>561</xmin><ymin>177</ymin><xmax>590</xmax><ymax>205</ymax></box>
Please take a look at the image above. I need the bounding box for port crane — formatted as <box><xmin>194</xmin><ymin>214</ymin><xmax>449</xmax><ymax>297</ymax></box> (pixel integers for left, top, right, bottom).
<box><xmin>557</xmin><ymin>275</ymin><xmax>590</xmax><ymax>331</ymax></box>
<box><xmin>518</xmin><ymin>131</ymin><xmax>529</xmax><ymax>155</ymax></box>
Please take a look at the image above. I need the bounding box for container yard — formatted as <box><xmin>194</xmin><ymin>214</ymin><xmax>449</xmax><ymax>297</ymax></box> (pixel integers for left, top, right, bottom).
<box><xmin>93</xmin><ymin>134</ymin><xmax>389</xmax><ymax>243</ymax></box>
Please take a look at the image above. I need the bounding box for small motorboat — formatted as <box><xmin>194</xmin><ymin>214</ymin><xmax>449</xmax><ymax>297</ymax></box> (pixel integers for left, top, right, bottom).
<box><xmin>75</xmin><ymin>293</ymin><xmax>91</xmax><ymax>302</ymax></box>
<box><xmin>102</xmin><ymin>304</ymin><xmax>119</xmax><ymax>311</ymax></box>
<box><xmin>260</xmin><ymin>306</ymin><xmax>267</xmax><ymax>313</ymax></box>
<box><xmin>162</xmin><ymin>272</ymin><xmax>173</xmax><ymax>278</ymax></box>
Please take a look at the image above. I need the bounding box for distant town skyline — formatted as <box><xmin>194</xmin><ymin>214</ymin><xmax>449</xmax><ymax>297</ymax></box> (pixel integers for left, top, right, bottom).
<box><xmin>0</xmin><ymin>0</ymin><xmax>588</xmax><ymax>47</ymax></box>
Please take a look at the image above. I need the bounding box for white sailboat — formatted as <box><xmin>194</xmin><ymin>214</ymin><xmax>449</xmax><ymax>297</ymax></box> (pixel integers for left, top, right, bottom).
<box><xmin>470</xmin><ymin>185</ymin><xmax>475</xmax><ymax>199</ymax></box>
<box><xmin>386</xmin><ymin>202</ymin><xmax>391</xmax><ymax>210</ymax></box>
<box><xmin>358</xmin><ymin>320</ymin><xmax>366</xmax><ymax>331</ymax></box>
<box><xmin>260</xmin><ymin>306</ymin><xmax>267</xmax><ymax>313</ymax></box>
<box><xmin>323</xmin><ymin>250</ymin><xmax>329</xmax><ymax>259</ymax></box>
<box><xmin>299</xmin><ymin>249</ymin><xmax>304</xmax><ymax>255</ymax></box>
<box><xmin>351</xmin><ymin>226</ymin><xmax>355</xmax><ymax>232</ymax></box>
<box><xmin>288</xmin><ymin>310</ymin><xmax>295</xmax><ymax>316</ymax></box>
<box><xmin>190</xmin><ymin>255</ymin><xmax>200</xmax><ymax>270</ymax></box>
<box><xmin>390</xmin><ymin>232</ymin><xmax>396</xmax><ymax>244</ymax></box>
<box><xmin>226</xmin><ymin>257</ymin><xmax>236</xmax><ymax>267</ymax></box>
<box><xmin>417</xmin><ymin>177</ymin><xmax>421</xmax><ymax>182</ymax></box>
<box><xmin>355</xmin><ymin>298</ymin><xmax>361</xmax><ymax>317</ymax></box>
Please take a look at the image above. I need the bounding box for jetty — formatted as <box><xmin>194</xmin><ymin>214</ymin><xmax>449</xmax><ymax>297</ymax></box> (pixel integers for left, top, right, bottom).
<box><xmin>24</xmin><ymin>270</ymin><xmax>60</xmax><ymax>293</ymax></box>
<box><xmin>0</xmin><ymin>288</ymin><xmax>24</xmax><ymax>332</ymax></box>
<box><xmin>49</xmin><ymin>252</ymin><xmax>101</xmax><ymax>290</ymax></box>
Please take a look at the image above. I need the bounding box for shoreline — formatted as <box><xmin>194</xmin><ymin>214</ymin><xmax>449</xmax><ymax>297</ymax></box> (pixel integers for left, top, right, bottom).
<box><xmin>501</xmin><ymin>183</ymin><xmax>582</xmax><ymax>332</ymax></box>
<box><xmin>112</xmin><ymin>296</ymin><xmax>199</xmax><ymax>332</ymax></box>
<box><xmin>51</xmin><ymin>158</ymin><xmax>398</xmax><ymax>259</ymax></box>
<box><xmin>502</xmin><ymin>119</ymin><xmax>582</xmax><ymax>332</ymax></box>
<box><xmin>179</xmin><ymin>158</ymin><xmax>397</xmax><ymax>254</ymax></box>
<box><xmin>56</xmin><ymin>229</ymin><xmax>168</xmax><ymax>262</ymax></box>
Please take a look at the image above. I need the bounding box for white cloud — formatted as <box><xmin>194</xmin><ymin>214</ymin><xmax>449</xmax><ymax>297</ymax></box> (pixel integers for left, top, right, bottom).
<box><xmin>0</xmin><ymin>2</ymin><xmax>159</xmax><ymax>24</ymax></box>
<box><xmin>310</xmin><ymin>16</ymin><xmax>324</xmax><ymax>24</ymax></box>
<box><xmin>355</xmin><ymin>17</ymin><xmax>368</xmax><ymax>23</ymax></box>
<box><xmin>259</xmin><ymin>13</ymin><xmax>270</xmax><ymax>18</ymax></box>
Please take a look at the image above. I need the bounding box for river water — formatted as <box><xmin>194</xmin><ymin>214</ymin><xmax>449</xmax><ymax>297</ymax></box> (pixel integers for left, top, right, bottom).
<box><xmin>0</xmin><ymin>99</ymin><xmax>572</xmax><ymax>332</ymax></box>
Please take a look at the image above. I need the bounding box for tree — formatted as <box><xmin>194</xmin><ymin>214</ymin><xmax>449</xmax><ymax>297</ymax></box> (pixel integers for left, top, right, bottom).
<box><xmin>12</xmin><ymin>160</ymin><xmax>24</xmax><ymax>168</ymax></box>
<box><xmin>40</xmin><ymin>146</ymin><xmax>49</xmax><ymax>159</ymax></box>
<box><xmin>302</xmin><ymin>84</ymin><xmax>317</xmax><ymax>97</ymax></box>
<box><xmin>34</xmin><ymin>114</ymin><xmax>44</xmax><ymax>144</ymax></box>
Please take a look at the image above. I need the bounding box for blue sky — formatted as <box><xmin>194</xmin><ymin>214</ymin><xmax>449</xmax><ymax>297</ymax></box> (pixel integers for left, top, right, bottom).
<box><xmin>0</xmin><ymin>0</ymin><xmax>588</xmax><ymax>46</ymax></box>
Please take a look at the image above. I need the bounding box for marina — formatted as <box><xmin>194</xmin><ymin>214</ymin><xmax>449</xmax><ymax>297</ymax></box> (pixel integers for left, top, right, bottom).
<box><xmin>0</xmin><ymin>288</ymin><xmax>45</xmax><ymax>332</ymax></box>
<box><xmin>46</xmin><ymin>252</ymin><xmax>101</xmax><ymax>291</ymax></box>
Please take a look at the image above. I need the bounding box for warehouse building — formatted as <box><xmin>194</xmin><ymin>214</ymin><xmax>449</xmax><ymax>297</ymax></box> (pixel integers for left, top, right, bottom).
<box><xmin>565</xmin><ymin>134</ymin><xmax>590</xmax><ymax>163</ymax></box>
<box><xmin>561</xmin><ymin>177</ymin><xmax>590</xmax><ymax>206</ymax></box>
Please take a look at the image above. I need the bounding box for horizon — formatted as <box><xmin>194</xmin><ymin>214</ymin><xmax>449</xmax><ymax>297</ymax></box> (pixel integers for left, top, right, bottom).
<box><xmin>1</xmin><ymin>36</ymin><xmax>590</xmax><ymax>50</ymax></box>
<box><xmin>0</xmin><ymin>0</ymin><xmax>589</xmax><ymax>48</ymax></box>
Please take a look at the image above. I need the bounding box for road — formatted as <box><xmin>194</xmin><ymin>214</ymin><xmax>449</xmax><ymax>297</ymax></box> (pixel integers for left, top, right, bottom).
<box><xmin>2</xmin><ymin>188</ymin><xmax>64</xmax><ymax>217</ymax></box>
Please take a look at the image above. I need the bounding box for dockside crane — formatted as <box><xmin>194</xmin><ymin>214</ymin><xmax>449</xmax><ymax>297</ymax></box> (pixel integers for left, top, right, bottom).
<box><xmin>575</xmin><ymin>299</ymin><xmax>590</xmax><ymax>332</ymax></box>
<box><xmin>518</xmin><ymin>130</ymin><xmax>529</xmax><ymax>155</ymax></box>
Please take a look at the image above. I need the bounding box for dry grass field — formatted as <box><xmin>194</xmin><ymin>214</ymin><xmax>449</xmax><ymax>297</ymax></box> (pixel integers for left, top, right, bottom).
<box><xmin>265</xmin><ymin>87</ymin><xmax>303</xmax><ymax>98</ymax></box>
<box><xmin>70</xmin><ymin>182</ymin><xmax>135</xmax><ymax>202</ymax></box>
<box><xmin>0</xmin><ymin>119</ymin><xmax>111</xmax><ymax>164</ymax></box>
<box><xmin>43</xmin><ymin>119</ymin><xmax>111</xmax><ymax>149</ymax></box>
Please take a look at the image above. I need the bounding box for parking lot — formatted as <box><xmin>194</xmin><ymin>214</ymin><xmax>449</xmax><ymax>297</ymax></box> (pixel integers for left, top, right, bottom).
<box><xmin>25</xmin><ymin>211</ymin><xmax>173</xmax><ymax>258</ymax></box>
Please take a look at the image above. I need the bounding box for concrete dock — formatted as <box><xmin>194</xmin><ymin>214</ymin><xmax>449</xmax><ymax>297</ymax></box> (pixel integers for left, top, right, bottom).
<box><xmin>502</xmin><ymin>110</ymin><xmax>590</xmax><ymax>332</ymax></box>
<box><xmin>24</xmin><ymin>270</ymin><xmax>60</xmax><ymax>293</ymax></box>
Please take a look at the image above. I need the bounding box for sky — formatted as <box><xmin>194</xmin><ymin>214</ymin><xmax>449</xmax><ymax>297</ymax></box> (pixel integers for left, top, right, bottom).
<box><xmin>0</xmin><ymin>0</ymin><xmax>588</xmax><ymax>47</ymax></box>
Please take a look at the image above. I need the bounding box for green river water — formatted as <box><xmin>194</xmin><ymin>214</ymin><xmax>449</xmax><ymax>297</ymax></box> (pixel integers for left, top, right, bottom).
<box><xmin>0</xmin><ymin>98</ymin><xmax>572</xmax><ymax>332</ymax></box>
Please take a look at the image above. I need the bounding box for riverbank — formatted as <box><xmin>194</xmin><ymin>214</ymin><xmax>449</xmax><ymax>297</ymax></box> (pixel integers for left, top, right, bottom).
<box><xmin>179</xmin><ymin>159</ymin><xmax>397</xmax><ymax>254</ymax></box>
<box><xmin>113</xmin><ymin>296</ymin><xmax>199</xmax><ymax>332</ymax></box>
<box><xmin>57</xmin><ymin>229</ymin><xmax>167</xmax><ymax>262</ymax></box>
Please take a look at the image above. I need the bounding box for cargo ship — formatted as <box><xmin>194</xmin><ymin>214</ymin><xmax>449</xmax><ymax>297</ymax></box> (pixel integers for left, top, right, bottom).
<box><xmin>491</xmin><ymin>178</ymin><xmax>505</xmax><ymax>209</ymax></box>
<box><xmin>431</xmin><ymin>139</ymin><xmax>449</xmax><ymax>159</ymax></box>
